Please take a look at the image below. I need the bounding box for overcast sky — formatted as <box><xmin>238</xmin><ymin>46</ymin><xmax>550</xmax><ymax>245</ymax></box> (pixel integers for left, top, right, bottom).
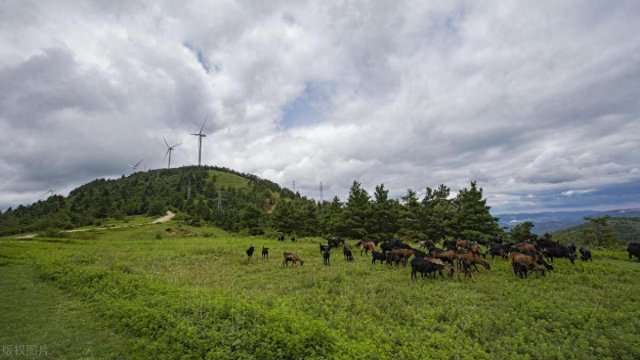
<box><xmin>1</xmin><ymin>1</ymin><xmax>639</xmax><ymax>214</ymax></box>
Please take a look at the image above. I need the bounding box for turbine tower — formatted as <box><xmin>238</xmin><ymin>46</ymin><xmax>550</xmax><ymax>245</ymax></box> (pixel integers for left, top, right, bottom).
<box><xmin>191</xmin><ymin>115</ymin><xmax>207</xmax><ymax>166</ymax></box>
<box><xmin>163</xmin><ymin>137</ymin><xmax>181</xmax><ymax>169</ymax></box>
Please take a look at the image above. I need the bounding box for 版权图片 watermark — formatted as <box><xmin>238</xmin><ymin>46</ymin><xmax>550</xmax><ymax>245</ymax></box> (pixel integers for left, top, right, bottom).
<box><xmin>1</xmin><ymin>344</ymin><xmax>47</xmax><ymax>357</ymax></box>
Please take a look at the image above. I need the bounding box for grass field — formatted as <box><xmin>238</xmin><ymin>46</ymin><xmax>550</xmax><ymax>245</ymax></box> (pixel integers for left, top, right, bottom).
<box><xmin>209</xmin><ymin>170</ymin><xmax>251</xmax><ymax>191</ymax></box>
<box><xmin>1</xmin><ymin>220</ymin><xmax>640</xmax><ymax>359</ymax></box>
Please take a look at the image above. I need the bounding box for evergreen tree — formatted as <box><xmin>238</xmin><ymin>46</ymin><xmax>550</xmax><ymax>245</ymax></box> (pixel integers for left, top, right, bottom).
<box><xmin>369</xmin><ymin>184</ymin><xmax>400</xmax><ymax>241</ymax></box>
<box><xmin>508</xmin><ymin>221</ymin><xmax>537</xmax><ymax>243</ymax></box>
<box><xmin>319</xmin><ymin>196</ymin><xmax>345</xmax><ymax>236</ymax></box>
<box><xmin>398</xmin><ymin>189</ymin><xmax>423</xmax><ymax>240</ymax></box>
<box><xmin>421</xmin><ymin>184</ymin><xmax>455</xmax><ymax>241</ymax></box>
<box><xmin>342</xmin><ymin>181</ymin><xmax>371</xmax><ymax>239</ymax></box>
<box><xmin>451</xmin><ymin>181</ymin><xmax>500</xmax><ymax>241</ymax></box>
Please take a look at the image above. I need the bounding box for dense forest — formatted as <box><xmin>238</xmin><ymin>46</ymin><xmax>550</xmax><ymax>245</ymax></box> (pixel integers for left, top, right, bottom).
<box><xmin>0</xmin><ymin>166</ymin><xmax>508</xmax><ymax>241</ymax></box>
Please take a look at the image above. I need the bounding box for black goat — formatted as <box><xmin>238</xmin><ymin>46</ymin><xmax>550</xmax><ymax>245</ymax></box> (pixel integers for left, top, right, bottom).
<box><xmin>579</xmin><ymin>246</ymin><xmax>592</xmax><ymax>262</ymax></box>
<box><xmin>343</xmin><ymin>247</ymin><xmax>354</xmax><ymax>261</ymax></box>
<box><xmin>262</xmin><ymin>246</ymin><xmax>269</xmax><ymax>259</ymax></box>
<box><xmin>246</xmin><ymin>245</ymin><xmax>255</xmax><ymax>259</ymax></box>
<box><xmin>371</xmin><ymin>250</ymin><xmax>386</xmax><ymax>264</ymax></box>
<box><xmin>323</xmin><ymin>249</ymin><xmax>331</xmax><ymax>266</ymax></box>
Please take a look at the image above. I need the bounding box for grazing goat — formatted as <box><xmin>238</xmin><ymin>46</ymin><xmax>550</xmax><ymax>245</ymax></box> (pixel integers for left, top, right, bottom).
<box><xmin>457</xmin><ymin>259</ymin><xmax>475</xmax><ymax>281</ymax></box>
<box><xmin>410</xmin><ymin>258</ymin><xmax>452</xmax><ymax>279</ymax></box>
<box><xmin>456</xmin><ymin>252</ymin><xmax>491</xmax><ymax>272</ymax></box>
<box><xmin>390</xmin><ymin>248</ymin><xmax>415</xmax><ymax>267</ymax></box>
<box><xmin>291</xmin><ymin>236</ymin><xmax>297</xmax><ymax>242</ymax></box>
<box><xmin>579</xmin><ymin>246</ymin><xmax>592</xmax><ymax>262</ymax></box>
<box><xmin>323</xmin><ymin>249</ymin><xmax>331</xmax><ymax>266</ymax></box>
<box><xmin>430</xmin><ymin>249</ymin><xmax>457</xmax><ymax>266</ymax></box>
<box><xmin>328</xmin><ymin>237</ymin><xmax>345</xmax><ymax>248</ymax></box>
<box><xmin>282</xmin><ymin>252</ymin><xmax>304</xmax><ymax>266</ymax></box>
<box><xmin>262</xmin><ymin>246</ymin><xmax>269</xmax><ymax>259</ymax></box>
<box><xmin>277</xmin><ymin>234</ymin><xmax>285</xmax><ymax>241</ymax></box>
<box><xmin>343</xmin><ymin>247</ymin><xmax>354</xmax><ymax>261</ymax></box>
<box><xmin>512</xmin><ymin>260</ymin><xmax>547</xmax><ymax>278</ymax></box>
<box><xmin>509</xmin><ymin>252</ymin><xmax>553</xmax><ymax>272</ymax></box>
<box><xmin>246</xmin><ymin>245</ymin><xmax>255</xmax><ymax>259</ymax></box>
<box><xmin>371</xmin><ymin>250</ymin><xmax>386</xmax><ymax>265</ymax></box>
<box><xmin>627</xmin><ymin>243</ymin><xmax>640</xmax><ymax>262</ymax></box>
<box><xmin>543</xmin><ymin>245</ymin><xmax>576</xmax><ymax>264</ymax></box>
<box><xmin>357</xmin><ymin>241</ymin><xmax>376</xmax><ymax>256</ymax></box>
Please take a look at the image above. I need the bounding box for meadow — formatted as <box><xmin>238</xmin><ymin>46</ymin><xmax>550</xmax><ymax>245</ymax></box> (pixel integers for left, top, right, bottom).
<box><xmin>1</xmin><ymin>221</ymin><xmax>640</xmax><ymax>359</ymax></box>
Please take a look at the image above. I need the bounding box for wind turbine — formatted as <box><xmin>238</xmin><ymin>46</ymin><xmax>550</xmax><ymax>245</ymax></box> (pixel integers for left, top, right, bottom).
<box><xmin>42</xmin><ymin>188</ymin><xmax>56</xmax><ymax>199</ymax></box>
<box><xmin>191</xmin><ymin>115</ymin><xmax>207</xmax><ymax>166</ymax></box>
<box><xmin>163</xmin><ymin>137</ymin><xmax>181</xmax><ymax>169</ymax></box>
<box><xmin>129</xmin><ymin>159</ymin><xmax>144</xmax><ymax>171</ymax></box>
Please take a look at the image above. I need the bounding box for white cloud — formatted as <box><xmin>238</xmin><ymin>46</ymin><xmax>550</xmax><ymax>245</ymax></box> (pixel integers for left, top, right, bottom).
<box><xmin>1</xmin><ymin>0</ymin><xmax>640</xmax><ymax>212</ymax></box>
<box><xmin>561</xmin><ymin>189</ymin><xmax>595</xmax><ymax>197</ymax></box>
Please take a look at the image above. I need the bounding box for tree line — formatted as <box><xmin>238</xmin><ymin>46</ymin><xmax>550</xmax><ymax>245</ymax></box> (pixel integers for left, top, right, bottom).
<box><xmin>7</xmin><ymin>166</ymin><xmax>619</xmax><ymax>245</ymax></box>
<box><xmin>0</xmin><ymin>167</ymin><xmax>503</xmax><ymax>241</ymax></box>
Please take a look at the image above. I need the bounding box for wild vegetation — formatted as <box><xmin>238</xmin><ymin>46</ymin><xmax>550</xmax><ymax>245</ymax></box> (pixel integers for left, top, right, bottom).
<box><xmin>554</xmin><ymin>216</ymin><xmax>640</xmax><ymax>245</ymax></box>
<box><xmin>0</xmin><ymin>168</ymin><xmax>502</xmax><ymax>244</ymax></box>
<box><xmin>1</xmin><ymin>221</ymin><xmax>639</xmax><ymax>359</ymax></box>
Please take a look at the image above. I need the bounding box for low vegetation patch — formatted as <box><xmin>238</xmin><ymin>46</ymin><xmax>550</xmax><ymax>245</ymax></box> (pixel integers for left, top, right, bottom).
<box><xmin>1</xmin><ymin>223</ymin><xmax>639</xmax><ymax>359</ymax></box>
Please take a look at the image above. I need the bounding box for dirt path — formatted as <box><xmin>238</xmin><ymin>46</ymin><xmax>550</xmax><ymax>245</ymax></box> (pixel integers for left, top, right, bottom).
<box><xmin>151</xmin><ymin>211</ymin><xmax>175</xmax><ymax>224</ymax></box>
<box><xmin>9</xmin><ymin>211</ymin><xmax>176</xmax><ymax>239</ymax></box>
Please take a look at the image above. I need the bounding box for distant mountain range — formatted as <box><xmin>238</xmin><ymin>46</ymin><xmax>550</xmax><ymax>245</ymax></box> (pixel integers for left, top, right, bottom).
<box><xmin>495</xmin><ymin>208</ymin><xmax>640</xmax><ymax>234</ymax></box>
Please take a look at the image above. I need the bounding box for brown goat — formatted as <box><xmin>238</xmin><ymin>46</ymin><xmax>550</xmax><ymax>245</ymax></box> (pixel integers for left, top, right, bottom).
<box><xmin>359</xmin><ymin>241</ymin><xmax>377</xmax><ymax>256</ymax></box>
<box><xmin>282</xmin><ymin>252</ymin><xmax>304</xmax><ymax>266</ymax></box>
<box><xmin>390</xmin><ymin>248</ymin><xmax>415</xmax><ymax>266</ymax></box>
<box><xmin>515</xmin><ymin>242</ymin><xmax>536</xmax><ymax>253</ymax></box>
<box><xmin>430</xmin><ymin>249</ymin><xmax>457</xmax><ymax>266</ymax></box>
<box><xmin>456</xmin><ymin>252</ymin><xmax>491</xmax><ymax>272</ymax></box>
<box><xmin>456</xmin><ymin>239</ymin><xmax>471</xmax><ymax>250</ymax></box>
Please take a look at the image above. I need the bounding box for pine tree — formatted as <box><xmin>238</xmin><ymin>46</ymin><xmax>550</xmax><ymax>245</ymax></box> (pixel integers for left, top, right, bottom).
<box><xmin>421</xmin><ymin>184</ymin><xmax>455</xmax><ymax>241</ymax></box>
<box><xmin>508</xmin><ymin>221</ymin><xmax>537</xmax><ymax>243</ymax></box>
<box><xmin>342</xmin><ymin>181</ymin><xmax>371</xmax><ymax>239</ymax></box>
<box><xmin>369</xmin><ymin>184</ymin><xmax>400</xmax><ymax>241</ymax></box>
<box><xmin>398</xmin><ymin>189</ymin><xmax>423</xmax><ymax>240</ymax></box>
<box><xmin>451</xmin><ymin>181</ymin><xmax>500</xmax><ymax>241</ymax></box>
<box><xmin>319</xmin><ymin>196</ymin><xmax>345</xmax><ymax>236</ymax></box>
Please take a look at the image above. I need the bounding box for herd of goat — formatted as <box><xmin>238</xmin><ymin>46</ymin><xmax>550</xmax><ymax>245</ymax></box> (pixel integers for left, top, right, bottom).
<box><xmin>244</xmin><ymin>236</ymin><xmax>640</xmax><ymax>280</ymax></box>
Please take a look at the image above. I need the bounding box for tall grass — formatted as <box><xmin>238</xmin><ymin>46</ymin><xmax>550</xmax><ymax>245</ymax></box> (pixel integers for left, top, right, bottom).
<box><xmin>1</xmin><ymin>223</ymin><xmax>640</xmax><ymax>359</ymax></box>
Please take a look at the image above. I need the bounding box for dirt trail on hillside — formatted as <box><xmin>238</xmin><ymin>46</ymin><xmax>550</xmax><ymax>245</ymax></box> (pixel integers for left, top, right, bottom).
<box><xmin>152</xmin><ymin>211</ymin><xmax>175</xmax><ymax>224</ymax></box>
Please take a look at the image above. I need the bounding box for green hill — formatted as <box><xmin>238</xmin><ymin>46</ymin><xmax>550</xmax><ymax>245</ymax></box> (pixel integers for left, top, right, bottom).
<box><xmin>553</xmin><ymin>217</ymin><xmax>640</xmax><ymax>245</ymax></box>
<box><xmin>0</xmin><ymin>166</ymin><xmax>300</xmax><ymax>236</ymax></box>
<box><xmin>1</xmin><ymin>173</ymin><xmax>504</xmax><ymax>244</ymax></box>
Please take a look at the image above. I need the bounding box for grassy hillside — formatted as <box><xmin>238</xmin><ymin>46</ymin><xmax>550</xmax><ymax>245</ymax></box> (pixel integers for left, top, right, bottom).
<box><xmin>0</xmin><ymin>166</ymin><xmax>295</xmax><ymax>236</ymax></box>
<box><xmin>208</xmin><ymin>169</ymin><xmax>251</xmax><ymax>191</ymax></box>
<box><xmin>554</xmin><ymin>217</ymin><xmax>640</xmax><ymax>245</ymax></box>
<box><xmin>1</xmin><ymin>219</ymin><xmax>639</xmax><ymax>359</ymax></box>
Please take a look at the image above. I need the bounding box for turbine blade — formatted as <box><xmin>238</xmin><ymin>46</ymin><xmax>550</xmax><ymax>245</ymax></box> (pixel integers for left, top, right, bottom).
<box><xmin>172</xmin><ymin>143</ymin><xmax>181</xmax><ymax>148</ymax></box>
<box><xmin>163</xmin><ymin>137</ymin><xmax>170</xmax><ymax>147</ymax></box>
<box><xmin>134</xmin><ymin>159</ymin><xmax>144</xmax><ymax>167</ymax></box>
<box><xmin>163</xmin><ymin>148</ymin><xmax>170</xmax><ymax>159</ymax></box>
<box><xmin>200</xmin><ymin>115</ymin><xmax>207</xmax><ymax>134</ymax></box>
